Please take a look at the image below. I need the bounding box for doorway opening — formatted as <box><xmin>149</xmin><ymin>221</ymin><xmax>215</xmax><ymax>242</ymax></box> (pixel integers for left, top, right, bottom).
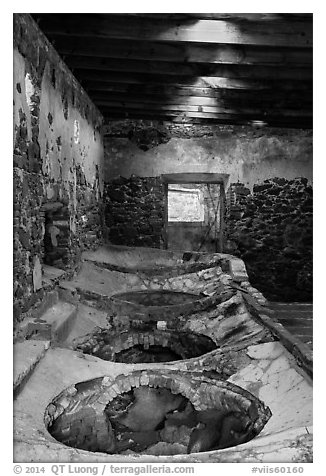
<box><xmin>163</xmin><ymin>173</ymin><xmax>227</xmax><ymax>253</ymax></box>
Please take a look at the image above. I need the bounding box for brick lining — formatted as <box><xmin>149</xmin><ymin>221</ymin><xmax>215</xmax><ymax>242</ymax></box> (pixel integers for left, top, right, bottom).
<box><xmin>45</xmin><ymin>370</ymin><xmax>271</xmax><ymax>455</ymax></box>
<box><xmin>74</xmin><ymin>325</ymin><xmax>217</xmax><ymax>363</ymax></box>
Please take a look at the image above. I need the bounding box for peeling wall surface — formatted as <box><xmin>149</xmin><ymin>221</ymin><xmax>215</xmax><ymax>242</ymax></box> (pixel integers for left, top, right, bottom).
<box><xmin>104</xmin><ymin>121</ymin><xmax>312</xmax><ymax>190</ymax></box>
<box><xmin>13</xmin><ymin>14</ymin><xmax>105</xmax><ymax>321</ymax></box>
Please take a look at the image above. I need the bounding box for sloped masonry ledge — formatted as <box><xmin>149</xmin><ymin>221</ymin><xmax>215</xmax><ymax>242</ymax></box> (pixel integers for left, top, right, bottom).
<box><xmin>13</xmin><ymin>341</ymin><xmax>312</xmax><ymax>463</ymax></box>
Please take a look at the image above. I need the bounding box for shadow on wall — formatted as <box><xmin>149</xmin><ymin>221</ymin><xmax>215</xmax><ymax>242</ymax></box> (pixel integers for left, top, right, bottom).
<box><xmin>225</xmin><ymin>177</ymin><xmax>312</xmax><ymax>302</ymax></box>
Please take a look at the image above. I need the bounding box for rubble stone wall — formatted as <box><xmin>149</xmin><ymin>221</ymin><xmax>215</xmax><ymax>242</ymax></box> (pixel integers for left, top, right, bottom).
<box><xmin>103</xmin><ymin>176</ymin><xmax>165</xmax><ymax>248</ymax></box>
<box><xmin>13</xmin><ymin>14</ymin><xmax>105</xmax><ymax>321</ymax></box>
<box><xmin>225</xmin><ymin>178</ymin><xmax>313</xmax><ymax>302</ymax></box>
<box><xmin>103</xmin><ymin>173</ymin><xmax>312</xmax><ymax>301</ymax></box>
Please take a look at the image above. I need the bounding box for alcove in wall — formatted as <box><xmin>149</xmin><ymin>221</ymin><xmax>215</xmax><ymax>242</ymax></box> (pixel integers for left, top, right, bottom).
<box><xmin>40</xmin><ymin>202</ymin><xmax>70</xmax><ymax>268</ymax></box>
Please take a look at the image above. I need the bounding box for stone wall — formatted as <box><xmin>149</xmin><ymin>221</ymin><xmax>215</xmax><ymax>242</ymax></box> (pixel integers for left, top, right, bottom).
<box><xmin>103</xmin><ymin>176</ymin><xmax>165</xmax><ymax>248</ymax></box>
<box><xmin>102</xmin><ymin>173</ymin><xmax>313</xmax><ymax>301</ymax></box>
<box><xmin>225</xmin><ymin>178</ymin><xmax>313</xmax><ymax>302</ymax></box>
<box><xmin>13</xmin><ymin>14</ymin><xmax>105</xmax><ymax>321</ymax></box>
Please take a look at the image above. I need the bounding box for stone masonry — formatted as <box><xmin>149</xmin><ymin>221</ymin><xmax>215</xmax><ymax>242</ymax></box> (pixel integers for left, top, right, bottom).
<box><xmin>225</xmin><ymin>177</ymin><xmax>312</xmax><ymax>302</ymax></box>
<box><xmin>104</xmin><ymin>176</ymin><xmax>165</xmax><ymax>248</ymax></box>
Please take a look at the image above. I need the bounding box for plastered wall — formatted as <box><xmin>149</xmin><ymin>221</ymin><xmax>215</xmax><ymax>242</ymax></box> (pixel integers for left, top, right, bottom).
<box><xmin>104</xmin><ymin>121</ymin><xmax>312</xmax><ymax>190</ymax></box>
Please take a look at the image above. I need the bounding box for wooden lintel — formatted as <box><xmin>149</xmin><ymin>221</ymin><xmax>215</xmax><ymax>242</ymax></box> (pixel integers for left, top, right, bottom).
<box><xmin>161</xmin><ymin>173</ymin><xmax>229</xmax><ymax>184</ymax></box>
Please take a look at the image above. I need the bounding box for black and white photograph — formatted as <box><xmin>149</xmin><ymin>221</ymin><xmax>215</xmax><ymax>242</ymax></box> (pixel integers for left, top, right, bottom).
<box><xmin>9</xmin><ymin>3</ymin><xmax>317</xmax><ymax>473</ymax></box>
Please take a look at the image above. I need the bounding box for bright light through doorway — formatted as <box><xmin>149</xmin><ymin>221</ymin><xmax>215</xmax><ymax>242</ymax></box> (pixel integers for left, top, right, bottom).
<box><xmin>168</xmin><ymin>184</ymin><xmax>204</xmax><ymax>222</ymax></box>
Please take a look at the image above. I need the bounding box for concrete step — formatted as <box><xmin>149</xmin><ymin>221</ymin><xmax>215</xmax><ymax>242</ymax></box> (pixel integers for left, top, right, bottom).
<box><xmin>14</xmin><ymin>340</ymin><xmax>50</xmax><ymax>394</ymax></box>
<box><xmin>63</xmin><ymin>303</ymin><xmax>110</xmax><ymax>347</ymax></box>
<box><xmin>42</xmin><ymin>265</ymin><xmax>66</xmax><ymax>287</ymax></box>
<box><xmin>58</xmin><ymin>261</ymin><xmax>133</xmax><ymax>311</ymax></box>
<box><xmin>14</xmin><ymin>290</ymin><xmax>59</xmax><ymax>341</ymax></box>
<box><xmin>21</xmin><ymin>301</ymin><xmax>78</xmax><ymax>343</ymax></box>
<box><xmin>30</xmin><ymin>290</ymin><xmax>59</xmax><ymax>320</ymax></box>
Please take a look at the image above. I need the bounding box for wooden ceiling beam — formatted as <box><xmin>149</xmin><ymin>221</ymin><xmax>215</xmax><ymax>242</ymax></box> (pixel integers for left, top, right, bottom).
<box><xmin>73</xmin><ymin>70</ymin><xmax>312</xmax><ymax>91</ymax></box>
<box><xmin>64</xmin><ymin>56</ymin><xmax>311</xmax><ymax>81</ymax></box>
<box><xmin>89</xmin><ymin>91</ymin><xmax>311</xmax><ymax>110</ymax></box>
<box><xmin>88</xmin><ymin>84</ymin><xmax>312</xmax><ymax>102</ymax></box>
<box><xmin>46</xmin><ymin>35</ymin><xmax>312</xmax><ymax>66</ymax></box>
<box><xmin>35</xmin><ymin>14</ymin><xmax>312</xmax><ymax>48</ymax></box>
<box><xmin>121</xmin><ymin>13</ymin><xmax>312</xmax><ymax>22</ymax></box>
<box><xmin>82</xmin><ymin>81</ymin><xmax>312</xmax><ymax>99</ymax></box>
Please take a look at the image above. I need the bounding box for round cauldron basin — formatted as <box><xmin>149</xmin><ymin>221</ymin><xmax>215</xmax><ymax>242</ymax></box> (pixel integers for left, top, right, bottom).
<box><xmin>110</xmin><ymin>289</ymin><xmax>214</xmax><ymax>321</ymax></box>
<box><xmin>75</xmin><ymin>327</ymin><xmax>217</xmax><ymax>364</ymax></box>
<box><xmin>113</xmin><ymin>290</ymin><xmax>199</xmax><ymax>306</ymax></box>
<box><xmin>45</xmin><ymin>370</ymin><xmax>272</xmax><ymax>456</ymax></box>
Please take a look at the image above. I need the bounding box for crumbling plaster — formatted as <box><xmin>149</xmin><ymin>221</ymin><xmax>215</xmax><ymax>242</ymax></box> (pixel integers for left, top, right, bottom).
<box><xmin>104</xmin><ymin>127</ymin><xmax>312</xmax><ymax>191</ymax></box>
<box><xmin>14</xmin><ymin>48</ymin><xmax>104</xmax><ymax>195</ymax></box>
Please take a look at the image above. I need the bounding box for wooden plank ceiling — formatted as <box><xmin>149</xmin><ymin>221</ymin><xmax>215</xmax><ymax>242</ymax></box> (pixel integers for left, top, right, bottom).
<box><xmin>32</xmin><ymin>13</ymin><xmax>313</xmax><ymax>128</ymax></box>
